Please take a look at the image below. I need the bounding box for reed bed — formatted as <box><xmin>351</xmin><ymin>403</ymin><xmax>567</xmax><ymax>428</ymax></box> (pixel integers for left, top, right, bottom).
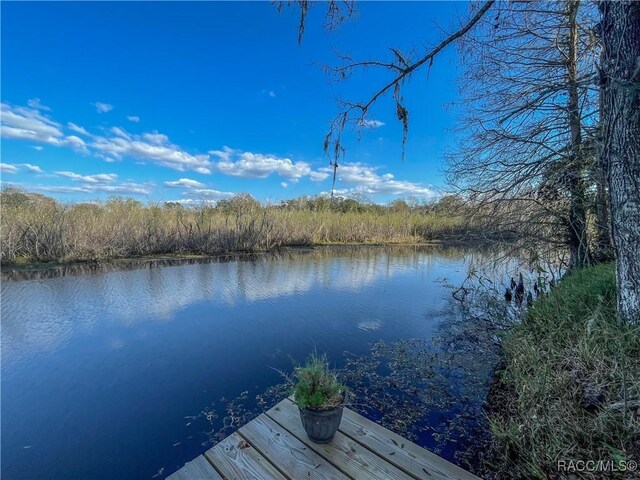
<box><xmin>1</xmin><ymin>190</ymin><xmax>469</xmax><ymax>265</ymax></box>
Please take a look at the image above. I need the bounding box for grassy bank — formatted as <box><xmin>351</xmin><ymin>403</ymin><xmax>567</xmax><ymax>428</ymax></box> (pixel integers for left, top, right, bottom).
<box><xmin>0</xmin><ymin>189</ymin><xmax>472</xmax><ymax>265</ymax></box>
<box><xmin>488</xmin><ymin>263</ymin><xmax>640</xmax><ymax>478</ymax></box>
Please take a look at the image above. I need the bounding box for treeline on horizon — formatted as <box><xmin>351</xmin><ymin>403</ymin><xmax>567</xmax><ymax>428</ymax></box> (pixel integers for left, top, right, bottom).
<box><xmin>0</xmin><ymin>187</ymin><xmax>486</xmax><ymax>265</ymax></box>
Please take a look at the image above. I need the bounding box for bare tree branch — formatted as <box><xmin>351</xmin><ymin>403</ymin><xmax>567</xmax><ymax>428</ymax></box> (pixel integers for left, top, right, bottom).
<box><xmin>323</xmin><ymin>0</ymin><xmax>495</xmax><ymax>165</ymax></box>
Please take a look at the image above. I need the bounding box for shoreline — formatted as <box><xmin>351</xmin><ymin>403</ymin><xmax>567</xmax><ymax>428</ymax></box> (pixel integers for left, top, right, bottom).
<box><xmin>0</xmin><ymin>241</ymin><xmax>463</xmax><ymax>281</ymax></box>
<box><xmin>0</xmin><ymin>241</ymin><xmax>437</xmax><ymax>269</ymax></box>
<box><xmin>1</xmin><ymin>234</ymin><xmax>505</xmax><ymax>275</ymax></box>
<box><xmin>481</xmin><ymin>263</ymin><xmax>639</xmax><ymax>479</ymax></box>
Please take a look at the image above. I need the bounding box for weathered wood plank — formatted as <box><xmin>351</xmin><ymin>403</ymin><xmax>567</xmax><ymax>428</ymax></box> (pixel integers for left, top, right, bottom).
<box><xmin>166</xmin><ymin>455</ymin><xmax>223</xmax><ymax>480</ymax></box>
<box><xmin>205</xmin><ymin>431</ymin><xmax>287</xmax><ymax>480</ymax></box>
<box><xmin>239</xmin><ymin>413</ymin><xmax>349</xmax><ymax>480</ymax></box>
<box><xmin>266</xmin><ymin>399</ymin><xmax>414</xmax><ymax>480</ymax></box>
<box><xmin>337</xmin><ymin>405</ymin><xmax>481</xmax><ymax>480</ymax></box>
<box><xmin>170</xmin><ymin>397</ymin><xmax>479</xmax><ymax>480</ymax></box>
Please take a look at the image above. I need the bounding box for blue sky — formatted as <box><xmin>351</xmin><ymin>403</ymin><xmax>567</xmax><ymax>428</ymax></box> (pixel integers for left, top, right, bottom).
<box><xmin>1</xmin><ymin>1</ymin><xmax>467</xmax><ymax>204</ymax></box>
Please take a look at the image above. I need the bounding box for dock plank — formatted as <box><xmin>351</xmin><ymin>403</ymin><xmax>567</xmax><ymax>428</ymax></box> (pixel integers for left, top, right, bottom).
<box><xmin>167</xmin><ymin>398</ymin><xmax>481</xmax><ymax>480</ymax></box>
<box><xmin>166</xmin><ymin>455</ymin><xmax>222</xmax><ymax>480</ymax></box>
<box><xmin>338</xmin><ymin>406</ymin><xmax>480</xmax><ymax>480</ymax></box>
<box><xmin>266</xmin><ymin>399</ymin><xmax>414</xmax><ymax>480</ymax></box>
<box><xmin>239</xmin><ymin>413</ymin><xmax>349</xmax><ymax>480</ymax></box>
<box><xmin>205</xmin><ymin>432</ymin><xmax>287</xmax><ymax>480</ymax></box>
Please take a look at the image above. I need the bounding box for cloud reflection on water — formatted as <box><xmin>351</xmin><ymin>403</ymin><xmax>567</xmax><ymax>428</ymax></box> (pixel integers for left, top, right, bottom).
<box><xmin>1</xmin><ymin>246</ymin><xmax>474</xmax><ymax>364</ymax></box>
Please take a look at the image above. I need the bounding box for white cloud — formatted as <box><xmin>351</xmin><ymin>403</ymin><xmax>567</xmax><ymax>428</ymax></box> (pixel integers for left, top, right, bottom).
<box><xmin>4</xmin><ymin>102</ymin><xmax>340</xmax><ymax>183</ymax></box>
<box><xmin>91</xmin><ymin>128</ymin><xmax>212</xmax><ymax>174</ymax></box>
<box><xmin>2</xmin><ymin>102</ymin><xmax>212</xmax><ymax>175</ymax></box>
<box><xmin>178</xmin><ymin>188</ymin><xmax>234</xmax><ymax>201</ymax></box>
<box><xmin>127</xmin><ymin>116</ymin><xmax>140</xmax><ymax>123</ymax></box>
<box><xmin>358</xmin><ymin>119</ymin><xmax>385</xmax><ymax>129</ymax></box>
<box><xmin>209</xmin><ymin>146</ymin><xmax>233</xmax><ymax>162</ymax></box>
<box><xmin>33</xmin><ymin>146</ymin><xmax>44</xmax><ymax>151</ymax></box>
<box><xmin>68</xmin><ymin>122</ymin><xmax>89</xmax><ymax>136</ymax></box>
<box><xmin>1</xmin><ymin>163</ymin><xmax>19</xmax><ymax>174</ymax></box>
<box><xmin>27</xmin><ymin>98</ymin><xmax>51</xmax><ymax>111</ymax></box>
<box><xmin>110</xmin><ymin>127</ymin><xmax>130</xmax><ymax>139</ymax></box>
<box><xmin>169</xmin><ymin>183</ymin><xmax>235</xmax><ymax>202</ymax></box>
<box><xmin>93</xmin><ymin>102</ymin><xmax>113</xmax><ymax>113</ymax></box>
<box><xmin>90</xmin><ymin>182</ymin><xmax>150</xmax><ymax>194</ymax></box>
<box><xmin>210</xmin><ymin>147</ymin><xmax>311</xmax><ymax>180</ymax></box>
<box><xmin>1</xmin><ymin>103</ymin><xmax>88</xmax><ymax>151</ymax></box>
<box><xmin>309</xmin><ymin>171</ymin><xmax>330</xmax><ymax>182</ymax></box>
<box><xmin>1</xmin><ymin>102</ymin><xmax>65</xmax><ymax>145</ymax></box>
<box><xmin>24</xmin><ymin>169</ymin><xmax>151</xmax><ymax>196</ymax></box>
<box><xmin>54</xmin><ymin>171</ymin><xmax>118</xmax><ymax>183</ymax></box>
<box><xmin>31</xmin><ymin>182</ymin><xmax>152</xmax><ymax>196</ymax></box>
<box><xmin>65</xmin><ymin>135</ymin><xmax>89</xmax><ymax>153</ymax></box>
<box><xmin>192</xmin><ymin>189</ymin><xmax>234</xmax><ymax>200</ymax></box>
<box><xmin>318</xmin><ymin>162</ymin><xmax>437</xmax><ymax>199</ymax></box>
<box><xmin>164</xmin><ymin>178</ymin><xmax>206</xmax><ymax>189</ymax></box>
<box><xmin>281</xmin><ymin>182</ymin><xmax>288</xmax><ymax>188</ymax></box>
<box><xmin>269</xmin><ymin>90</ymin><xmax>276</xmax><ymax>98</ymax></box>
<box><xmin>142</xmin><ymin>132</ymin><xmax>168</xmax><ymax>145</ymax></box>
<box><xmin>318</xmin><ymin>163</ymin><xmax>381</xmax><ymax>186</ymax></box>
<box><xmin>22</xmin><ymin>163</ymin><xmax>43</xmax><ymax>173</ymax></box>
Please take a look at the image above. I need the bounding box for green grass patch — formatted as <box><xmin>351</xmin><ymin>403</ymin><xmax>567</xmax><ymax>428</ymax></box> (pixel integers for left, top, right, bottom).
<box><xmin>489</xmin><ymin>263</ymin><xmax>640</xmax><ymax>478</ymax></box>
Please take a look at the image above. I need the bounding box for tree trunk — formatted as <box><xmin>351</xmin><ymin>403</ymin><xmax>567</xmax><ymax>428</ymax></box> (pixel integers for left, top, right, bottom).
<box><xmin>593</xmin><ymin>46</ymin><xmax>614</xmax><ymax>262</ymax></box>
<box><xmin>600</xmin><ymin>0</ymin><xmax>640</xmax><ymax>323</ymax></box>
<box><xmin>593</xmin><ymin>155</ymin><xmax>613</xmax><ymax>261</ymax></box>
<box><xmin>566</xmin><ymin>0</ymin><xmax>591</xmax><ymax>269</ymax></box>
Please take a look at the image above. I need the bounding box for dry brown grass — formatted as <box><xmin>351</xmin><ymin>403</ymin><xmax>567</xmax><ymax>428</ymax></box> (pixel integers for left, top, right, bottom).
<box><xmin>1</xmin><ymin>190</ymin><xmax>469</xmax><ymax>265</ymax></box>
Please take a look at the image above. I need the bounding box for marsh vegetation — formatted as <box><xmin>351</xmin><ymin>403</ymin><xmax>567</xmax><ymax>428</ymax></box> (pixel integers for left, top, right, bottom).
<box><xmin>0</xmin><ymin>188</ymin><xmax>476</xmax><ymax>266</ymax></box>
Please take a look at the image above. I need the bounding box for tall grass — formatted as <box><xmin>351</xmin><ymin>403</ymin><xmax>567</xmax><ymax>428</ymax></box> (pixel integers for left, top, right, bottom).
<box><xmin>0</xmin><ymin>189</ymin><xmax>470</xmax><ymax>265</ymax></box>
<box><xmin>488</xmin><ymin>263</ymin><xmax>640</xmax><ymax>479</ymax></box>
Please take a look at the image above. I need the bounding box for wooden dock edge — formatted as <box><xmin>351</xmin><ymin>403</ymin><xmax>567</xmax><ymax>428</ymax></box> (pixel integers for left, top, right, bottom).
<box><xmin>167</xmin><ymin>397</ymin><xmax>481</xmax><ymax>480</ymax></box>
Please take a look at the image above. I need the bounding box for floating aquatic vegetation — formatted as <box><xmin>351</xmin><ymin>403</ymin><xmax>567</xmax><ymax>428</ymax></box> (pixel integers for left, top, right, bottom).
<box><xmin>184</xmin><ymin>335</ymin><xmax>498</xmax><ymax>474</ymax></box>
<box><xmin>187</xmin><ymin>382</ymin><xmax>291</xmax><ymax>447</ymax></box>
<box><xmin>180</xmin><ymin>282</ymin><xmax>512</xmax><ymax>476</ymax></box>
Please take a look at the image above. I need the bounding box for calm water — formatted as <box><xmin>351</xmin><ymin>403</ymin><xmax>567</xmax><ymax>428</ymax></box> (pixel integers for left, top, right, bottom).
<box><xmin>1</xmin><ymin>246</ymin><xmax>500</xmax><ymax>479</ymax></box>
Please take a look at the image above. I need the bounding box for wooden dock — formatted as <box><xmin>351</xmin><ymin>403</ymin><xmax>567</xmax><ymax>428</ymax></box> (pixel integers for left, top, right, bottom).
<box><xmin>168</xmin><ymin>397</ymin><xmax>480</xmax><ymax>480</ymax></box>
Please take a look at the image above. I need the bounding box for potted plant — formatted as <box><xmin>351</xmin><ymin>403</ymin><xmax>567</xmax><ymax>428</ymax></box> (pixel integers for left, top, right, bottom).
<box><xmin>292</xmin><ymin>352</ymin><xmax>348</xmax><ymax>444</ymax></box>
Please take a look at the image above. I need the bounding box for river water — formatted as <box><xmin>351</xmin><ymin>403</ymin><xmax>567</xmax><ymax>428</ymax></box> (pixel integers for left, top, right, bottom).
<box><xmin>1</xmin><ymin>246</ymin><xmax>505</xmax><ymax>479</ymax></box>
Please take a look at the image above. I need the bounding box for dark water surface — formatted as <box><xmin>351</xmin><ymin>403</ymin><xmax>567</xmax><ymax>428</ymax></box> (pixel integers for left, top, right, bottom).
<box><xmin>1</xmin><ymin>246</ymin><xmax>500</xmax><ymax>479</ymax></box>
